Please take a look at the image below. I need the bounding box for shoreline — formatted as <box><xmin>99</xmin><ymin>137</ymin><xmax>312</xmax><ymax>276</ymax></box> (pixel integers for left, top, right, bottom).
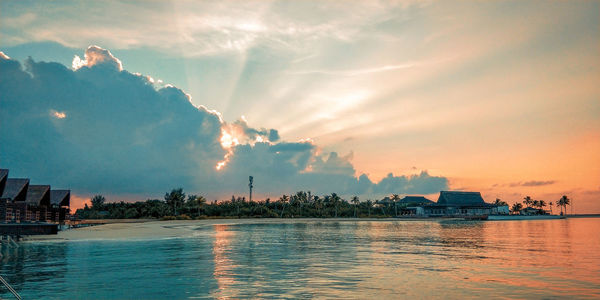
<box><xmin>24</xmin><ymin>215</ymin><xmax>600</xmax><ymax>242</ymax></box>
<box><xmin>23</xmin><ymin>218</ymin><xmax>447</xmax><ymax>242</ymax></box>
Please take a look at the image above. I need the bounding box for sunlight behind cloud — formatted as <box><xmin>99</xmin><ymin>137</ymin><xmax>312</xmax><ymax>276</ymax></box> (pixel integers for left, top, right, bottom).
<box><xmin>71</xmin><ymin>45</ymin><xmax>123</xmax><ymax>71</ymax></box>
<box><xmin>51</xmin><ymin>110</ymin><xmax>67</xmax><ymax>119</ymax></box>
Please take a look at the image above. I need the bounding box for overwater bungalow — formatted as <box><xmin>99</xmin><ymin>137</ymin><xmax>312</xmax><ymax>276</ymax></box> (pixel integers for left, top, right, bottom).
<box><xmin>0</xmin><ymin>169</ymin><xmax>7</xmax><ymax>192</ymax></box>
<box><xmin>0</xmin><ymin>178</ymin><xmax>30</xmax><ymax>222</ymax></box>
<box><xmin>0</xmin><ymin>169</ymin><xmax>71</xmax><ymax>224</ymax></box>
<box><xmin>1</xmin><ymin>178</ymin><xmax>29</xmax><ymax>202</ymax></box>
<box><xmin>50</xmin><ymin>190</ymin><xmax>71</xmax><ymax>222</ymax></box>
<box><xmin>24</xmin><ymin>185</ymin><xmax>51</xmax><ymax>221</ymax></box>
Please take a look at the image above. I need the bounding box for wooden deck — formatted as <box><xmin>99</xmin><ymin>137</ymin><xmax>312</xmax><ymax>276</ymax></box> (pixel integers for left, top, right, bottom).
<box><xmin>0</xmin><ymin>223</ymin><xmax>58</xmax><ymax>236</ymax></box>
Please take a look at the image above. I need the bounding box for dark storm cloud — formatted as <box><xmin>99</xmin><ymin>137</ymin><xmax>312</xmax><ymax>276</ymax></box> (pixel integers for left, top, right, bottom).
<box><xmin>0</xmin><ymin>46</ymin><xmax>448</xmax><ymax>199</ymax></box>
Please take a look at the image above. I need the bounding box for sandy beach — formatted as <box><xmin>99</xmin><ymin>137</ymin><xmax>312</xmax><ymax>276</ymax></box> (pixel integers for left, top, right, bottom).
<box><xmin>25</xmin><ymin>218</ymin><xmax>400</xmax><ymax>241</ymax></box>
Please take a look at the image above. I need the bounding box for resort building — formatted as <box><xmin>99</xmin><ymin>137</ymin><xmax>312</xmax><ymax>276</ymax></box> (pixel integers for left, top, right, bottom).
<box><xmin>0</xmin><ymin>169</ymin><xmax>7</xmax><ymax>192</ymax></box>
<box><xmin>25</xmin><ymin>185</ymin><xmax>51</xmax><ymax>221</ymax></box>
<box><xmin>401</xmin><ymin>191</ymin><xmax>509</xmax><ymax>217</ymax></box>
<box><xmin>0</xmin><ymin>169</ymin><xmax>70</xmax><ymax>223</ymax></box>
<box><xmin>0</xmin><ymin>177</ymin><xmax>30</xmax><ymax>222</ymax></box>
<box><xmin>397</xmin><ymin>196</ymin><xmax>434</xmax><ymax>216</ymax></box>
<box><xmin>379</xmin><ymin>195</ymin><xmax>434</xmax><ymax>212</ymax></box>
<box><xmin>423</xmin><ymin>191</ymin><xmax>495</xmax><ymax>217</ymax></box>
<box><xmin>50</xmin><ymin>190</ymin><xmax>71</xmax><ymax>222</ymax></box>
<box><xmin>1</xmin><ymin>178</ymin><xmax>29</xmax><ymax>202</ymax></box>
<box><xmin>399</xmin><ymin>196</ymin><xmax>434</xmax><ymax>205</ymax></box>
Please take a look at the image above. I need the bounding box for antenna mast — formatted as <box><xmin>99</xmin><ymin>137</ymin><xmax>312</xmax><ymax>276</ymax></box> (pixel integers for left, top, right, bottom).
<box><xmin>249</xmin><ymin>176</ymin><xmax>253</xmax><ymax>202</ymax></box>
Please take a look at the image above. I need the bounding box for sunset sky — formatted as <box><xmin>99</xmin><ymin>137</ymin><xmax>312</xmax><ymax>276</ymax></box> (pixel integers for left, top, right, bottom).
<box><xmin>1</xmin><ymin>1</ymin><xmax>599</xmax><ymax>212</ymax></box>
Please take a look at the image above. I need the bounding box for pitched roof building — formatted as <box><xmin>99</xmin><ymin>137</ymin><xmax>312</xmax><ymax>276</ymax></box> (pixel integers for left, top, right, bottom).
<box><xmin>0</xmin><ymin>169</ymin><xmax>72</xmax><ymax>224</ymax></box>
<box><xmin>0</xmin><ymin>169</ymin><xmax>8</xmax><ymax>196</ymax></box>
<box><xmin>50</xmin><ymin>190</ymin><xmax>70</xmax><ymax>207</ymax></box>
<box><xmin>25</xmin><ymin>185</ymin><xmax>51</xmax><ymax>206</ymax></box>
<box><xmin>437</xmin><ymin>191</ymin><xmax>488</xmax><ymax>206</ymax></box>
<box><xmin>399</xmin><ymin>196</ymin><xmax>434</xmax><ymax>205</ymax></box>
<box><xmin>1</xmin><ymin>178</ymin><xmax>30</xmax><ymax>202</ymax></box>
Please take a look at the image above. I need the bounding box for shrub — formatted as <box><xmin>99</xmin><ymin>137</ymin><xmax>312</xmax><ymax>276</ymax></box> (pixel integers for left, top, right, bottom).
<box><xmin>177</xmin><ymin>214</ymin><xmax>191</xmax><ymax>220</ymax></box>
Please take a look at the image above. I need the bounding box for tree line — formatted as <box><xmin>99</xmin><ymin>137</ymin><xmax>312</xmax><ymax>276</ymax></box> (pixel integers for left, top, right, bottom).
<box><xmin>75</xmin><ymin>190</ymin><xmax>416</xmax><ymax>219</ymax></box>
<box><xmin>75</xmin><ymin>189</ymin><xmax>573</xmax><ymax>219</ymax></box>
<box><xmin>509</xmin><ymin>195</ymin><xmax>571</xmax><ymax>215</ymax></box>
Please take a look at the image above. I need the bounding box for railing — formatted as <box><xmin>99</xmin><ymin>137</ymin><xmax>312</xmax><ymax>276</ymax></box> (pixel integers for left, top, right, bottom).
<box><xmin>0</xmin><ymin>275</ymin><xmax>21</xmax><ymax>300</ymax></box>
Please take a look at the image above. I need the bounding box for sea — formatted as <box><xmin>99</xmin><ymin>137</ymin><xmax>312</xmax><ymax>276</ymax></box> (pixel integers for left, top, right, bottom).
<box><xmin>1</xmin><ymin>218</ymin><xmax>599</xmax><ymax>299</ymax></box>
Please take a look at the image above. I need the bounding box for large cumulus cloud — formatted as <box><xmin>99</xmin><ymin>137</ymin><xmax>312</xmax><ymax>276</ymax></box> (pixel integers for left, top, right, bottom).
<box><xmin>0</xmin><ymin>46</ymin><xmax>448</xmax><ymax>199</ymax></box>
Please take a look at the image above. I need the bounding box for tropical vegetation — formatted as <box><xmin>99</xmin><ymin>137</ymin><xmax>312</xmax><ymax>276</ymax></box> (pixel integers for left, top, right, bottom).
<box><xmin>75</xmin><ymin>189</ymin><xmax>573</xmax><ymax>219</ymax></box>
<box><xmin>509</xmin><ymin>195</ymin><xmax>572</xmax><ymax>215</ymax></box>
<box><xmin>557</xmin><ymin>195</ymin><xmax>571</xmax><ymax>215</ymax></box>
<box><xmin>76</xmin><ymin>189</ymin><xmax>404</xmax><ymax>219</ymax></box>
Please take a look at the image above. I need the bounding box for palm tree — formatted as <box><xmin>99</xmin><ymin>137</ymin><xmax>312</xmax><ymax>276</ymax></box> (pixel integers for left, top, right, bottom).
<box><xmin>391</xmin><ymin>194</ymin><xmax>400</xmax><ymax>217</ymax></box>
<box><xmin>549</xmin><ymin>202</ymin><xmax>553</xmax><ymax>214</ymax></box>
<box><xmin>351</xmin><ymin>196</ymin><xmax>360</xmax><ymax>218</ymax></box>
<box><xmin>279</xmin><ymin>195</ymin><xmax>289</xmax><ymax>218</ymax></box>
<box><xmin>197</xmin><ymin>196</ymin><xmax>206</xmax><ymax>216</ymax></box>
<box><xmin>539</xmin><ymin>200</ymin><xmax>546</xmax><ymax>214</ymax></box>
<box><xmin>165</xmin><ymin>188</ymin><xmax>186</xmax><ymax>215</ymax></box>
<box><xmin>557</xmin><ymin>195</ymin><xmax>570</xmax><ymax>215</ymax></box>
<box><xmin>295</xmin><ymin>191</ymin><xmax>307</xmax><ymax>216</ymax></box>
<box><xmin>511</xmin><ymin>203</ymin><xmax>523</xmax><ymax>214</ymax></box>
<box><xmin>314</xmin><ymin>196</ymin><xmax>323</xmax><ymax>217</ymax></box>
<box><xmin>331</xmin><ymin>193</ymin><xmax>341</xmax><ymax>217</ymax></box>
<box><xmin>366</xmin><ymin>199</ymin><xmax>373</xmax><ymax>217</ymax></box>
<box><xmin>377</xmin><ymin>200</ymin><xmax>386</xmax><ymax>216</ymax></box>
<box><xmin>494</xmin><ymin>198</ymin><xmax>508</xmax><ymax>206</ymax></box>
<box><xmin>523</xmin><ymin>196</ymin><xmax>533</xmax><ymax>208</ymax></box>
<box><xmin>557</xmin><ymin>198</ymin><xmax>562</xmax><ymax>215</ymax></box>
<box><xmin>323</xmin><ymin>195</ymin><xmax>331</xmax><ymax>217</ymax></box>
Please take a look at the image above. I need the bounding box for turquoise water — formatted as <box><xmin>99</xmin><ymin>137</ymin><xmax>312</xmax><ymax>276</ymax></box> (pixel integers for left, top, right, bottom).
<box><xmin>1</xmin><ymin>218</ymin><xmax>599</xmax><ymax>299</ymax></box>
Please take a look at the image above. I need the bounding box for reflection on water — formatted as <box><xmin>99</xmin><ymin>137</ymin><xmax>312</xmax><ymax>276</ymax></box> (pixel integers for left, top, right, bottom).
<box><xmin>1</xmin><ymin>218</ymin><xmax>599</xmax><ymax>299</ymax></box>
<box><xmin>212</xmin><ymin>224</ymin><xmax>236</xmax><ymax>299</ymax></box>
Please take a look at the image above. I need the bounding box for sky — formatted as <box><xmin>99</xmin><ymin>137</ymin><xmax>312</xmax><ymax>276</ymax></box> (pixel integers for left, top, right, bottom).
<box><xmin>0</xmin><ymin>1</ymin><xmax>599</xmax><ymax>212</ymax></box>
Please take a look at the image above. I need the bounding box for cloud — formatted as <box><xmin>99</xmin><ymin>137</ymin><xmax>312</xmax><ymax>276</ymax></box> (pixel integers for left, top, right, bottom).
<box><xmin>72</xmin><ymin>45</ymin><xmax>122</xmax><ymax>71</ymax></box>
<box><xmin>0</xmin><ymin>46</ymin><xmax>448</xmax><ymax>199</ymax></box>
<box><xmin>521</xmin><ymin>180</ymin><xmax>556</xmax><ymax>187</ymax></box>
<box><xmin>509</xmin><ymin>180</ymin><xmax>556</xmax><ymax>187</ymax></box>
<box><xmin>374</xmin><ymin>171</ymin><xmax>449</xmax><ymax>195</ymax></box>
<box><xmin>227</xmin><ymin>118</ymin><xmax>279</xmax><ymax>145</ymax></box>
<box><xmin>268</xmin><ymin>129</ymin><xmax>280</xmax><ymax>142</ymax></box>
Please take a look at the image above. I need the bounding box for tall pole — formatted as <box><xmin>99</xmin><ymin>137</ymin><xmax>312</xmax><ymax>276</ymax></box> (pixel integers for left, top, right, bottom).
<box><xmin>249</xmin><ymin>176</ymin><xmax>253</xmax><ymax>203</ymax></box>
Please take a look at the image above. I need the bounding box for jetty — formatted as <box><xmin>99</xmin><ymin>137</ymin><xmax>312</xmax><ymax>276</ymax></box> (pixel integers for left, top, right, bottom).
<box><xmin>0</xmin><ymin>223</ymin><xmax>58</xmax><ymax>237</ymax></box>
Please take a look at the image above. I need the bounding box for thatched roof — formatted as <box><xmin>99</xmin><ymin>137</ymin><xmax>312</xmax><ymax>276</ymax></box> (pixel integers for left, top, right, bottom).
<box><xmin>399</xmin><ymin>196</ymin><xmax>434</xmax><ymax>205</ymax></box>
<box><xmin>50</xmin><ymin>190</ymin><xmax>70</xmax><ymax>207</ymax></box>
<box><xmin>0</xmin><ymin>169</ymin><xmax>8</xmax><ymax>196</ymax></box>
<box><xmin>437</xmin><ymin>191</ymin><xmax>485</xmax><ymax>206</ymax></box>
<box><xmin>1</xmin><ymin>178</ymin><xmax>30</xmax><ymax>202</ymax></box>
<box><xmin>26</xmin><ymin>185</ymin><xmax>51</xmax><ymax>206</ymax></box>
